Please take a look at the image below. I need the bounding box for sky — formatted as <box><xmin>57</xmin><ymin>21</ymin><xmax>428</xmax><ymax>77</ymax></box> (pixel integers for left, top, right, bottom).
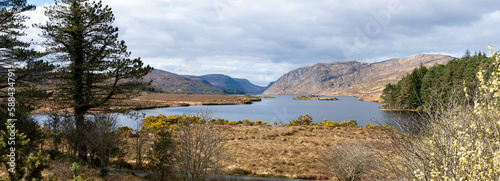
<box><xmin>24</xmin><ymin>0</ymin><xmax>500</xmax><ymax>86</ymax></box>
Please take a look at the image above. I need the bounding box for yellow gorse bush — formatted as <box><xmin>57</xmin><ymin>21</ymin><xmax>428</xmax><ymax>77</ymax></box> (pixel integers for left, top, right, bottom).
<box><xmin>142</xmin><ymin>114</ymin><xmax>203</xmax><ymax>130</ymax></box>
<box><xmin>142</xmin><ymin>115</ymin><xmax>273</xmax><ymax>130</ymax></box>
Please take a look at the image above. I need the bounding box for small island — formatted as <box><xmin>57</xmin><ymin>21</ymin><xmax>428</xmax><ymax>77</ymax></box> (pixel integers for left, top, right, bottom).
<box><xmin>255</xmin><ymin>96</ymin><xmax>276</xmax><ymax>99</ymax></box>
<box><xmin>292</xmin><ymin>95</ymin><xmax>339</xmax><ymax>100</ymax></box>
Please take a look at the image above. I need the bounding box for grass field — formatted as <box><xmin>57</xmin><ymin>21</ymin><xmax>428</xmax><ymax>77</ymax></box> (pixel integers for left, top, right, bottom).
<box><xmin>31</xmin><ymin>92</ymin><xmax>259</xmax><ymax>114</ymax></box>
<box><xmin>2</xmin><ymin>124</ymin><xmax>388</xmax><ymax>180</ymax></box>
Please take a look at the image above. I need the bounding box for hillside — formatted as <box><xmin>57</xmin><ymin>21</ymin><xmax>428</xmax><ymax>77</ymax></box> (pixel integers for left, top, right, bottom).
<box><xmin>381</xmin><ymin>53</ymin><xmax>492</xmax><ymax>109</ymax></box>
<box><xmin>143</xmin><ymin>69</ymin><xmax>224</xmax><ymax>94</ymax></box>
<box><xmin>200</xmin><ymin>74</ymin><xmax>266</xmax><ymax>94</ymax></box>
<box><xmin>263</xmin><ymin>54</ymin><xmax>455</xmax><ymax>101</ymax></box>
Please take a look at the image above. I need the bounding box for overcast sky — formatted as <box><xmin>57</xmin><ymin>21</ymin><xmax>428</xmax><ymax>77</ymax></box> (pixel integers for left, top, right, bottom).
<box><xmin>24</xmin><ymin>0</ymin><xmax>500</xmax><ymax>86</ymax></box>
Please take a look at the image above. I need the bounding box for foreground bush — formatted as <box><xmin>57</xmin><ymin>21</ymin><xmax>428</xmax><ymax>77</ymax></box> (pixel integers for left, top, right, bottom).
<box><xmin>0</xmin><ymin>120</ymin><xmax>49</xmax><ymax>180</ymax></box>
<box><xmin>142</xmin><ymin>114</ymin><xmax>202</xmax><ymax>130</ymax></box>
<box><xmin>174</xmin><ymin>113</ymin><xmax>226</xmax><ymax>181</ymax></box>
<box><xmin>147</xmin><ymin>130</ymin><xmax>175</xmax><ymax>181</ymax></box>
<box><xmin>321</xmin><ymin>142</ymin><xmax>378</xmax><ymax>181</ymax></box>
<box><xmin>287</xmin><ymin>114</ymin><xmax>313</xmax><ymax>126</ymax></box>
<box><xmin>384</xmin><ymin>47</ymin><xmax>500</xmax><ymax>180</ymax></box>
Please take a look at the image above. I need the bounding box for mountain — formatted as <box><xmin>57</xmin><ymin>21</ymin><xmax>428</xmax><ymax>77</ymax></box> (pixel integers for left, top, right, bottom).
<box><xmin>265</xmin><ymin>81</ymin><xmax>275</xmax><ymax>90</ymax></box>
<box><xmin>143</xmin><ymin>69</ymin><xmax>224</xmax><ymax>94</ymax></box>
<box><xmin>200</xmin><ymin>74</ymin><xmax>266</xmax><ymax>94</ymax></box>
<box><xmin>263</xmin><ymin>54</ymin><xmax>455</xmax><ymax>101</ymax></box>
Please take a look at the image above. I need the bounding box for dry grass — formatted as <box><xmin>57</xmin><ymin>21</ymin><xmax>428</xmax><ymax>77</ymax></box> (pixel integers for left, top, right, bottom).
<box><xmin>220</xmin><ymin>125</ymin><xmax>388</xmax><ymax>178</ymax></box>
<box><xmin>0</xmin><ymin>159</ymin><xmax>147</xmax><ymax>181</ymax></box>
<box><xmin>3</xmin><ymin>125</ymin><xmax>387</xmax><ymax>180</ymax></box>
<box><xmin>31</xmin><ymin>93</ymin><xmax>257</xmax><ymax>114</ymax></box>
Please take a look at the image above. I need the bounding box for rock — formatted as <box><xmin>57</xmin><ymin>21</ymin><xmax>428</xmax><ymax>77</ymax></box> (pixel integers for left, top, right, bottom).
<box><xmin>263</xmin><ymin>54</ymin><xmax>454</xmax><ymax>98</ymax></box>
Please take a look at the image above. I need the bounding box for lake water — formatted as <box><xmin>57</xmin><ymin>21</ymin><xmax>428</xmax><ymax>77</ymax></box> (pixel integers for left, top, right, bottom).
<box><xmin>33</xmin><ymin>95</ymin><xmax>398</xmax><ymax>128</ymax></box>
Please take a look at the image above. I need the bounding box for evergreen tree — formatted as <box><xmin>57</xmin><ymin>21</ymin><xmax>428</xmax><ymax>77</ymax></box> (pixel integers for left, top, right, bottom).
<box><xmin>0</xmin><ymin>0</ymin><xmax>52</xmax><ymax>96</ymax></box>
<box><xmin>37</xmin><ymin>0</ymin><xmax>152</xmax><ymax>160</ymax></box>
<box><xmin>381</xmin><ymin>83</ymin><xmax>397</xmax><ymax>108</ymax></box>
<box><xmin>0</xmin><ymin>0</ymin><xmax>53</xmax><ymax>147</ymax></box>
<box><xmin>0</xmin><ymin>0</ymin><xmax>35</xmax><ymax>70</ymax></box>
<box><xmin>382</xmin><ymin>51</ymin><xmax>493</xmax><ymax>110</ymax></box>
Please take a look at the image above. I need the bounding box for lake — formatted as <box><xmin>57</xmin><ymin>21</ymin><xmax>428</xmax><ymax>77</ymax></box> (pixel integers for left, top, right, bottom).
<box><xmin>33</xmin><ymin>95</ymin><xmax>399</xmax><ymax>128</ymax></box>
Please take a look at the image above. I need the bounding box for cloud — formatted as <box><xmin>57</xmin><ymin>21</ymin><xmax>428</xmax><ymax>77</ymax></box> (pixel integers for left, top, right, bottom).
<box><xmin>21</xmin><ymin>0</ymin><xmax>500</xmax><ymax>86</ymax></box>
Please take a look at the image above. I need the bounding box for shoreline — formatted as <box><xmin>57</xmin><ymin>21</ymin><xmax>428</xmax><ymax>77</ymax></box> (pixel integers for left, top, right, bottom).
<box><xmin>379</xmin><ymin>108</ymin><xmax>417</xmax><ymax>112</ymax></box>
<box><xmin>30</xmin><ymin>92</ymin><xmax>262</xmax><ymax>114</ymax></box>
<box><xmin>30</xmin><ymin>93</ymin><xmax>389</xmax><ymax>116</ymax></box>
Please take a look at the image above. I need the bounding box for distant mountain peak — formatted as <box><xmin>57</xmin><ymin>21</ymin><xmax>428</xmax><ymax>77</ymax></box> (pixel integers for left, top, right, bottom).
<box><xmin>143</xmin><ymin>70</ymin><xmax>224</xmax><ymax>94</ymax></box>
<box><xmin>200</xmin><ymin>74</ymin><xmax>266</xmax><ymax>94</ymax></box>
<box><xmin>263</xmin><ymin>54</ymin><xmax>455</xmax><ymax>100</ymax></box>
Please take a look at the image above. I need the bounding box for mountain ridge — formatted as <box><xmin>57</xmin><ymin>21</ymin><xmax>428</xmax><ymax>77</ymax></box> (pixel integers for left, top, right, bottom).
<box><xmin>143</xmin><ymin>70</ymin><xmax>224</xmax><ymax>94</ymax></box>
<box><xmin>200</xmin><ymin>74</ymin><xmax>266</xmax><ymax>94</ymax></box>
<box><xmin>144</xmin><ymin>70</ymin><xmax>265</xmax><ymax>94</ymax></box>
<box><xmin>263</xmin><ymin>54</ymin><xmax>455</xmax><ymax>101</ymax></box>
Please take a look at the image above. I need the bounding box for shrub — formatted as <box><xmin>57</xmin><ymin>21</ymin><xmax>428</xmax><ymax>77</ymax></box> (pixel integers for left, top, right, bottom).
<box><xmin>230</xmin><ymin>168</ymin><xmax>253</xmax><ymax>175</ymax></box>
<box><xmin>117</xmin><ymin>126</ymin><xmax>133</xmax><ymax>136</ymax></box>
<box><xmin>365</xmin><ymin>124</ymin><xmax>374</xmax><ymax>129</ymax></box>
<box><xmin>0</xmin><ymin>120</ymin><xmax>49</xmax><ymax>180</ymax></box>
<box><xmin>84</xmin><ymin>114</ymin><xmax>125</xmax><ymax>168</ymax></box>
<box><xmin>147</xmin><ymin>130</ymin><xmax>175</xmax><ymax>181</ymax></box>
<box><xmin>324</xmin><ymin>121</ymin><xmax>340</xmax><ymax>128</ymax></box>
<box><xmin>71</xmin><ymin>162</ymin><xmax>80</xmax><ymax>178</ymax></box>
<box><xmin>321</xmin><ymin>142</ymin><xmax>378</xmax><ymax>181</ymax></box>
<box><xmin>99</xmin><ymin>168</ymin><xmax>109</xmax><ymax>177</ymax></box>
<box><xmin>241</xmin><ymin>98</ymin><xmax>252</xmax><ymax>104</ymax></box>
<box><xmin>142</xmin><ymin>114</ymin><xmax>203</xmax><ymax>130</ymax></box>
<box><xmin>46</xmin><ymin>149</ymin><xmax>62</xmax><ymax>159</ymax></box>
<box><xmin>243</xmin><ymin>119</ymin><xmax>256</xmax><ymax>126</ymax></box>
<box><xmin>307</xmin><ymin>125</ymin><xmax>313</xmax><ymax>132</ymax></box>
<box><xmin>208</xmin><ymin>118</ymin><xmax>229</xmax><ymax>125</ymax></box>
<box><xmin>174</xmin><ymin>111</ymin><xmax>226</xmax><ymax>181</ymax></box>
<box><xmin>347</xmin><ymin>120</ymin><xmax>358</xmax><ymax>127</ymax></box>
<box><xmin>288</xmin><ymin>114</ymin><xmax>313</xmax><ymax>126</ymax></box>
<box><xmin>380</xmin><ymin>47</ymin><xmax>500</xmax><ymax>180</ymax></box>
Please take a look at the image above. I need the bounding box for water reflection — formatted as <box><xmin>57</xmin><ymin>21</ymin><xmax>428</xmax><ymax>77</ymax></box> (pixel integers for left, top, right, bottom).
<box><xmin>33</xmin><ymin>95</ymin><xmax>397</xmax><ymax>128</ymax></box>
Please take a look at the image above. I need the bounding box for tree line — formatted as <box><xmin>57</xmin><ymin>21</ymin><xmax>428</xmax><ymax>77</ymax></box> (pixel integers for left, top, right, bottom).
<box><xmin>381</xmin><ymin>51</ymin><xmax>494</xmax><ymax>110</ymax></box>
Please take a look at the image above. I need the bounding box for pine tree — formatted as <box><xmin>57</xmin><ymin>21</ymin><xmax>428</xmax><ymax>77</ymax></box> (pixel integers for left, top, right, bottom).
<box><xmin>382</xmin><ymin>52</ymin><xmax>494</xmax><ymax>110</ymax></box>
<box><xmin>37</xmin><ymin>0</ymin><xmax>152</xmax><ymax>160</ymax></box>
<box><xmin>0</xmin><ymin>0</ymin><xmax>53</xmax><ymax>147</ymax></box>
<box><xmin>0</xmin><ymin>0</ymin><xmax>52</xmax><ymax>94</ymax></box>
<box><xmin>0</xmin><ymin>0</ymin><xmax>35</xmax><ymax>70</ymax></box>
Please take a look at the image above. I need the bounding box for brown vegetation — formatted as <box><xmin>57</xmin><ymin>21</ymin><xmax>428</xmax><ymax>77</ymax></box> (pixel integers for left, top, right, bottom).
<box><xmin>31</xmin><ymin>92</ymin><xmax>260</xmax><ymax>114</ymax></box>
<box><xmin>0</xmin><ymin>124</ymin><xmax>388</xmax><ymax>180</ymax></box>
<box><xmin>221</xmin><ymin>125</ymin><xmax>388</xmax><ymax>179</ymax></box>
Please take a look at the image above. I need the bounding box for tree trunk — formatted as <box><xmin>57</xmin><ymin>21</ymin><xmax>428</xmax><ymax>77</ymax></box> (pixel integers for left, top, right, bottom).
<box><xmin>136</xmin><ymin>135</ymin><xmax>142</xmax><ymax>167</ymax></box>
<box><xmin>75</xmin><ymin>110</ymin><xmax>87</xmax><ymax>161</ymax></box>
<box><xmin>72</xmin><ymin>18</ymin><xmax>87</xmax><ymax>161</ymax></box>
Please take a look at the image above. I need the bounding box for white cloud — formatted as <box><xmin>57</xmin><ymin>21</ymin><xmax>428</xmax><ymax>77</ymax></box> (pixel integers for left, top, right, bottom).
<box><xmin>21</xmin><ymin>0</ymin><xmax>500</xmax><ymax>86</ymax></box>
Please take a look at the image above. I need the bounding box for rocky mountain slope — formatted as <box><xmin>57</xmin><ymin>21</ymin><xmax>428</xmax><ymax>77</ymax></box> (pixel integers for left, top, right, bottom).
<box><xmin>200</xmin><ymin>74</ymin><xmax>266</xmax><ymax>94</ymax></box>
<box><xmin>143</xmin><ymin>69</ymin><xmax>224</xmax><ymax>94</ymax></box>
<box><xmin>263</xmin><ymin>54</ymin><xmax>455</xmax><ymax>101</ymax></box>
